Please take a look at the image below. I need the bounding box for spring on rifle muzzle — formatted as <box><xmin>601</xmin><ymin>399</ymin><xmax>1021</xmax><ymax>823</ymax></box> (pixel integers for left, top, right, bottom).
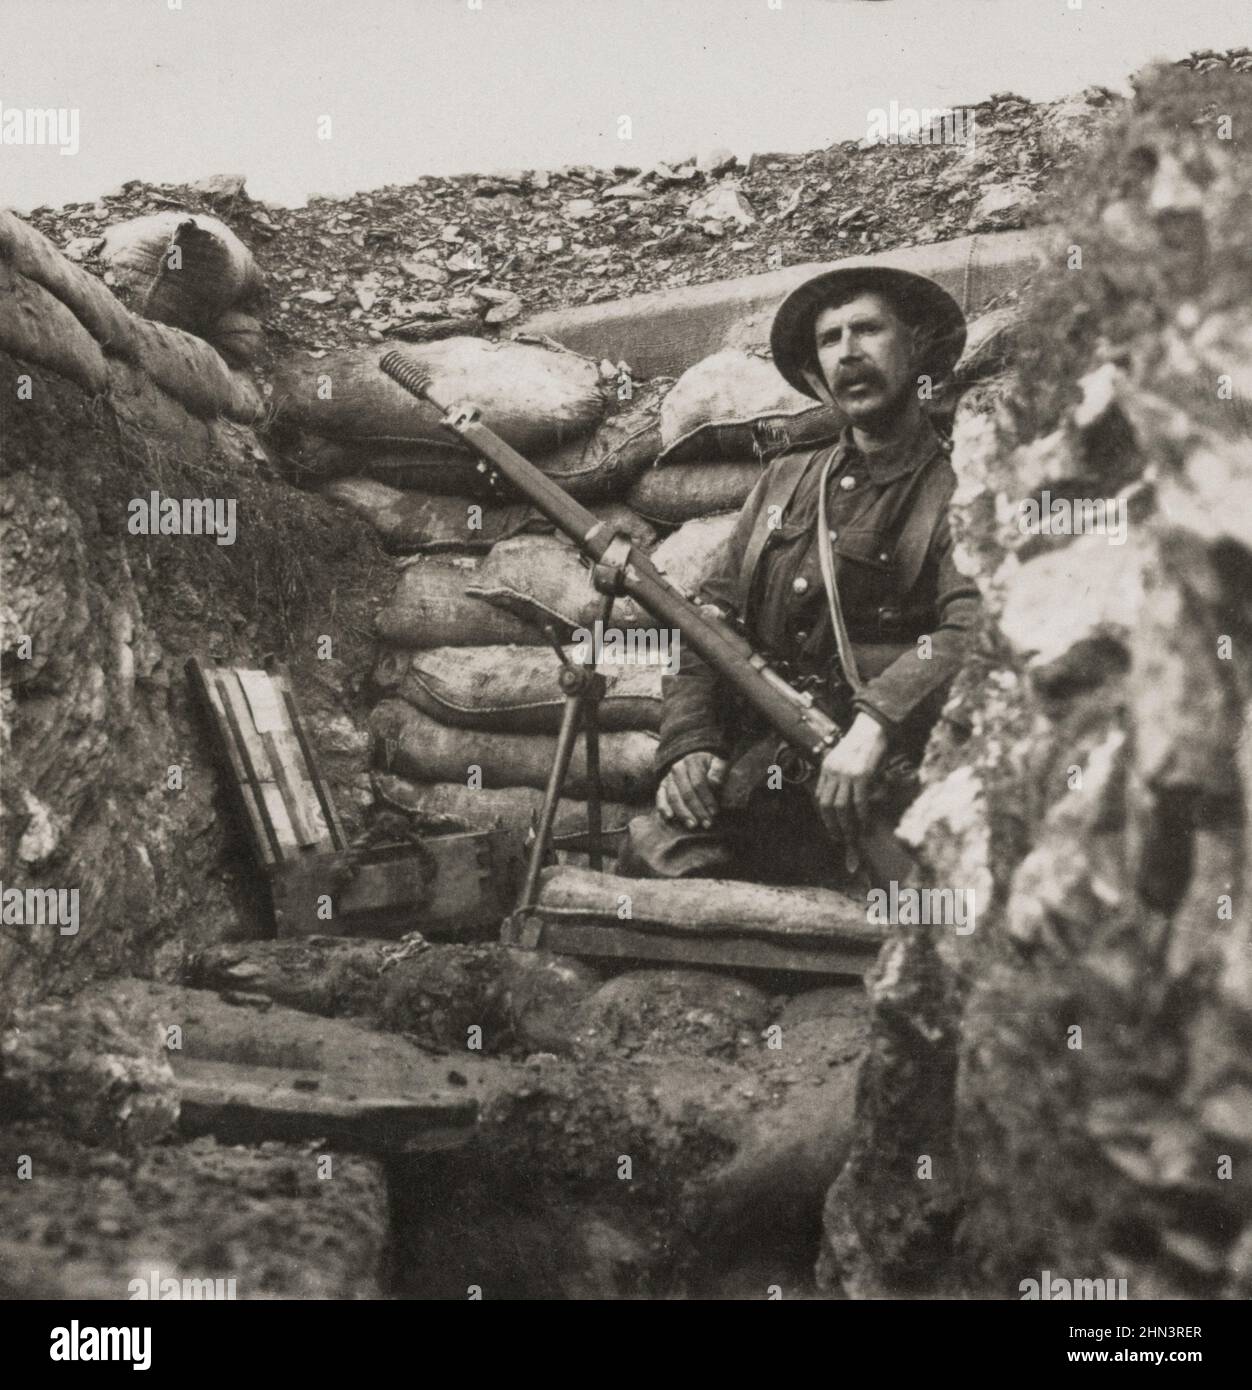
<box><xmin>378</xmin><ymin>350</ymin><xmax>433</xmax><ymax>400</ymax></box>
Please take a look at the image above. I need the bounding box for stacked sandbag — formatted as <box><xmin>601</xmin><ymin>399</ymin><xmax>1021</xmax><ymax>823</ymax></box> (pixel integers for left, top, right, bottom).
<box><xmin>207</xmin><ymin>309</ymin><xmax>265</xmax><ymax>367</ymax></box>
<box><xmin>368</xmin><ymin>641</ymin><xmax>663</xmax><ymax>812</ymax></box>
<box><xmin>655</xmin><ymin>347</ymin><xmax>843</xmax><ymax>464</ymax></box>
<box><xmin>628</xmin><ymin>460</ymin><xmax>762</xmax><ymax>524</ymax></box>
<box><xmin>0</xmin><ymin>209</ymin><xmax>261</xmax><ymax>424</ymax></box>
<box><xmin>622</xmin><ymin>345</ymin><xmax>842</xmax><ymax>524</ymax></box>
<box><xmin>99</xmin><ymin>212</ymin><xmax>264</xmax><ymax>340</ymax></box>
<box><xmin>375</xmin><ymin>555</ymin><xmax>543</xmax><ymax>647</ymax></box>
<box><xmin>373</xmin><ymin>644</ymin><xmax>664</xmax><ymax>732</ymax></box>
<box><xmin>287</xmin><ymin>366</ymin><xmax>667</xmax><ymax>503</ymax></box>
<box><xmin>272</xmin><ymin>335</ymin><xmax>607</xmax><ymax>452</ymax></box>
<box><xmin>373</xmin><ymin>774</ymin><xmax>635</xmax><ymax>842</ymax></box>
<box><xmin>320</xmin><ymin>479</ymin><xmax>656</xmax><ymax>556</ymax></box>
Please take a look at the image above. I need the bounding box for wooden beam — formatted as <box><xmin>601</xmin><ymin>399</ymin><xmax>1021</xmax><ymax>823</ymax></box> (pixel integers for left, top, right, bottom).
<box><xmin>501</xmin><ymin>914</ymin><xmax>875</xmax><ymax>979</ymax></box>
<box><xmin>174</xmin><ymin>1057</ymin><xmax>478</xmax><ymax>1153</ymax></box>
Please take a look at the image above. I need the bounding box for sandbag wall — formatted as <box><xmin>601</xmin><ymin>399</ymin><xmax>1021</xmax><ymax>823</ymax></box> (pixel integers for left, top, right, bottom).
<box><xmin>268</xmin><ymin>336</ymin><xmax>825</xmax><ymax>849</ymax></box>
<box><xmin>272</xmin><ymin>254</ymin><xmax>1024</xmax><ymax>854</ymax></box>
<box><xmin>0</xmin><ymin>210</ymin><xmax>264</xmax><ymax>432</ymax></box>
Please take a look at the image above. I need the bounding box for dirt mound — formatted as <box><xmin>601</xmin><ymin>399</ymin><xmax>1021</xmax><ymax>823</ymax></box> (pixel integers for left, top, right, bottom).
<box><xmin>820</xmin><ymin>59</ymin><xmax>1252</xmax><ymax>1301</ymax></box>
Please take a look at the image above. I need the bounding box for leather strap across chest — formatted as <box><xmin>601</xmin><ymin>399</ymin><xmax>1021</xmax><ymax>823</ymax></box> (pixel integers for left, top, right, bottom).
<box><xmin>735</xmin><ymin>439</ymin><xmax>955</xmax><ymax>622</ymax></box>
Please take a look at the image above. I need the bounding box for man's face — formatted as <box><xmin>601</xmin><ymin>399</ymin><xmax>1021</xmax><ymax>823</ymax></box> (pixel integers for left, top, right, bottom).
<box><xmin>812</xmin><ymin>291</ymin><xmax>919</xmax><ymax>424</ymax></box>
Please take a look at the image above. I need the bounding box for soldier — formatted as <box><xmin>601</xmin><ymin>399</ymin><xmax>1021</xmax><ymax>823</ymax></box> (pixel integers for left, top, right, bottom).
<box><xmin>619</xmin><ymin>265</ymin><xmax>981</xmax><ymax>886</ymax></box>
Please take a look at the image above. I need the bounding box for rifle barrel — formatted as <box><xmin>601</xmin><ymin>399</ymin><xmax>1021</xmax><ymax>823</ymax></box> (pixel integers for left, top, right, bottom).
<box><xmin>453</xmin><ymin>417</ymin><xmax>842</xmax><ymax>761</ymax></box>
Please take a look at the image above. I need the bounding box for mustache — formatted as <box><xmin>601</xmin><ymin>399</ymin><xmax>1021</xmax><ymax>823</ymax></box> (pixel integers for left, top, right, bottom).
<box><xmin>832</xmin><ymin>366</ymin><xmax>885</xmax><ymax>390</ymax></box>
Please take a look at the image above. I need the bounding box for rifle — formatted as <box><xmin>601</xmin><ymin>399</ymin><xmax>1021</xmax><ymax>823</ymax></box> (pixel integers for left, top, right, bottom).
<box><xmin>378</xmin><ymin>351</ymin><xmax>918</xmax><ymax>885</ymax></box>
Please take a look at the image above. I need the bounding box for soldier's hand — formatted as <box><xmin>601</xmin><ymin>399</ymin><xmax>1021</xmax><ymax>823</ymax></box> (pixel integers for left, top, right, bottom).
<box><xmin>657</xmin><ymin>751</ymin><xmax>728</xmax><ymax>830</ymax></box>
<box><xmin>815</xmin><ymin>713</ymin><xmax>890</xmax><ymax>844</ymax></box>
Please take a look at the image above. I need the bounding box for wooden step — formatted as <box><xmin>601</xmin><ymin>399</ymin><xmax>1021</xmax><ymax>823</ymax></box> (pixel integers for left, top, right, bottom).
<box><xmin>173</xmin><ymin>1056</ymin><xmax>478</xmax><ymax>1153</ymax></box>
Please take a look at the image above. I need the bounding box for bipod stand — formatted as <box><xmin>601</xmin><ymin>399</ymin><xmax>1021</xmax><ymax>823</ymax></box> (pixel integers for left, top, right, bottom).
<box><xmin>515</xmin><ymin>590</ymin><xmax>616</xmax><ymax>912</ymax></box>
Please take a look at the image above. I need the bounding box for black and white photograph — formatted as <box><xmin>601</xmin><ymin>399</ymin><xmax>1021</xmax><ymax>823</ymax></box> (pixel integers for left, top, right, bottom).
<box><xmin>0</xmin><ymin>0</ymin><xmax>1249</xmax><ymax>1350</ymax></box>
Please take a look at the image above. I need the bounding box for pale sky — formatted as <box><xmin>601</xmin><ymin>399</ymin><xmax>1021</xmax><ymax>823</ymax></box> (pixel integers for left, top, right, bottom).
<box><xmin>0</xmin><ymin>0</ymin><xmax>1247</xmax><ymax>211</ymax></box>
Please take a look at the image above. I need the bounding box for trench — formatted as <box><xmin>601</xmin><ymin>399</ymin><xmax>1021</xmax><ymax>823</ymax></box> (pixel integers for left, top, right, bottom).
<box><xmin>368</xmin><ymin>949</ymin><xmax>868</xmax><ymax>1301</ymax></box>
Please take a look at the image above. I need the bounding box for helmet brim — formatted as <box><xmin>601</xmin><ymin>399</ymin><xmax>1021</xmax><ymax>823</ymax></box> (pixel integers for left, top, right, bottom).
<box><xmin>769</xmin><ymin>264</ymin><xmax>968</xmax><ymax>399</ymax></box>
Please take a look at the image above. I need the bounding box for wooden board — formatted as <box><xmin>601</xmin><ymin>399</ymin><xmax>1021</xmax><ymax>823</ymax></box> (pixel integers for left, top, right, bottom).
<box><xmin>269</xmin><ymin>830</ymin><xmax>526</xmax><ymax>939</ymax></box>
<box><xmin>174</xmin><ymin>1056</ymin><xmax>478</xmax><ymax>1153</ymax></box>
<box><xmin>188</xmin><ymin>657</ymin><xmax>523</xmax><ymax>940</ymax></box>
<box><xmin>187</xmin><ymin>657</ymin><xmax>346</xmax><ymax>865</ymax></box>
<box><xmin>501</xmin><ymin>913</ymin><xmax>875</xmax><ymax>979</ymax></box>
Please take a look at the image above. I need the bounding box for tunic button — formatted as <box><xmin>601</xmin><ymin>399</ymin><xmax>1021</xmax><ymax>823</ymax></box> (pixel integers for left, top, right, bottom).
<box><xmin>878</xmin><ymin>551</ymin><xmax>890</xmax><ymax>562</ymax></box>
<box><xmin>840</xmin><ymin>475</ymin><xmax>856</xmax><ymax>490</ymax></box>
<box><xmin>828</xmin><ymin>529</ymin><xmax>838</xmax><ymax>543</ymax></box>
<box><xmin>795</xmin><ymin>630</ymin><xmax>808</xmax><ymax>644</ymax></box>
<box><xmin>792</xmin><ymin>575</ymin><xmax>809</xmax><ymax>595</ymax></box>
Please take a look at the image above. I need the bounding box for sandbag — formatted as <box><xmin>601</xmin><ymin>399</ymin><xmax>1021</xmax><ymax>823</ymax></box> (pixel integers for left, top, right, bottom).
<box><xmin>370</xmin><ymin>700</ymin><xmax>657</xmax><ymax>801</ymax></box>
<box><xmin>518</xmin><ymin>227</ymin><xmax>1049</xmax><ymax>380</ymax></box>
<box><xmin>376</xmin><ymin>558</ymin><xmax>545</xmax><ymax>647</ymax></box>
<box><xmin>658</xmin><ymin>348</ymin><xmax>843</xmax><ymax>463</ymax></box>
<box><xmin>373</xmin><ymin>774</ymin><xmax>635</xmax><ymax>837</ymax></box>
<box><xmin>0</xmin><ymin>209</ymin><xmax>137</xmax><ymax>356</ymax></box>
<box><xmin>528</xmin><ymin>379</ymin><xmax>668</xmax><ymax>499</ymax></box>
<box><xmin>208</xmin><ymin>309</ymin><xmax>265</xmax><ymax>367</ymax></box>
<box><xmin>467</xmin><ymin>518</ymin><xmax>735</xmax><ymax>632</ymax></box>
<box><xmin>529</xmin><ymin>865</ymin><xmax>882</xmax><ymax>946</ymax></box>
<box><xmin>466</xmin><ymin>535</ymin><xmax>647</xmax><ymax>634</ymax></box>
<box><xmin>321</xmin><ymin>480</ymin><xmax>657</xmax><ymax>555</ymax></box>
<box><xmin>270</xmin><ymin>336</ymin><xmax>607</xmax><ymax>454</ymax></box>
<box><xmin>0</xmin><ymin>211</ymin><xmax>260</xmax><ymax>423</ymax></box>
<box><xmin>124</xmin><ymin>312</ymin><xmax>262</xmax><ymax>422</ymax></box>
<box><xmin>0</xmin><ymin>261</ymin><xmax>108</xmax><ymax>394</ymax></box>
<box><xmin>628</xmin><ymin>460</ymin><xmax>762</xmax><ymax>523</ymax></box>
<box><xmin>106</xmin><ymin>356</ymin><xmax>209</xmax><ymax>447</ymax></box>
<box><xmin>100</xmin><ymin>212</ymin><xmax>262</xmax><ymax>334</ymax></box>
<box><xmin>320</xmin><ymin>479</ymin><xmax>533</xmax><ymax>553</ymax></box>
<box><xmin>567</xmin><ymin>502</ymin><xmax>658</xmax><ymax>551</ymax></box>
<box><xmin>955</xmin><ymin>304</ymin><xmax>1019</xmax><ymax>382</ymax></box>
<box><xmin>648</xmin><ymin>512</ymin><xmax>739</xmax><ymax>598</ymax></box>
<box><xmin>373</xmin><ymin>644</ymin><xmax>664</xmax><ymax>733</ymax></box>
<box><xmin>288</xmin><ymin>433</ymin><xmax>486</xmax><ymax>493</ymax></box>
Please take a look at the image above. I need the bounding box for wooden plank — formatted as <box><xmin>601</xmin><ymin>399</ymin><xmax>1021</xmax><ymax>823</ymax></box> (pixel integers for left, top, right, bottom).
<box><xmin>237</xmin><ymin>667</ymin><xmax>330</xmax><ymax>847</ymax></box>
<box><xmin>531</xmin><ymin>865</ymin><xmax>880</xmax><ymax>944</ymax></box>
<box><xmin>262</xmin><ymin>729</ymin><xmax>324</xmax><ymax>848</ymax></box>
<box><xmin>269</xmin><ymin>724</ymin><xmax>331</xmax><ymax>846</ymax></box>
<box><xmin>173</xmin><ymin>1056</ymin><xmax>478</xmax><ymax>1153</ymax></box>
<box><xmin>237</xmin><ymin>668</ymin><xmax>287</xmax><ymax>733</ymax></box>
<box><xmin>218</xmin><ymin>673</ymin><xmax>300</xmax><ymax>854</ymax></box>
<box><xmin>501</xmin><ymin>914</ymin><xmax>874</xmax><ymax>979</ymax></box>
<box><xmin>187</xmin><ymin>659</ymin><xmax>281</xmax><ymax>866</ymax></box>
<box><xmin>272</xmin><ymin>665</ymin><xmax>350</xmax><ymax>851</ymax></box>
<box><xmin>271</xmin><ymin>830</ymin><xmax>526</xmax><ymax>940</ymax></box>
